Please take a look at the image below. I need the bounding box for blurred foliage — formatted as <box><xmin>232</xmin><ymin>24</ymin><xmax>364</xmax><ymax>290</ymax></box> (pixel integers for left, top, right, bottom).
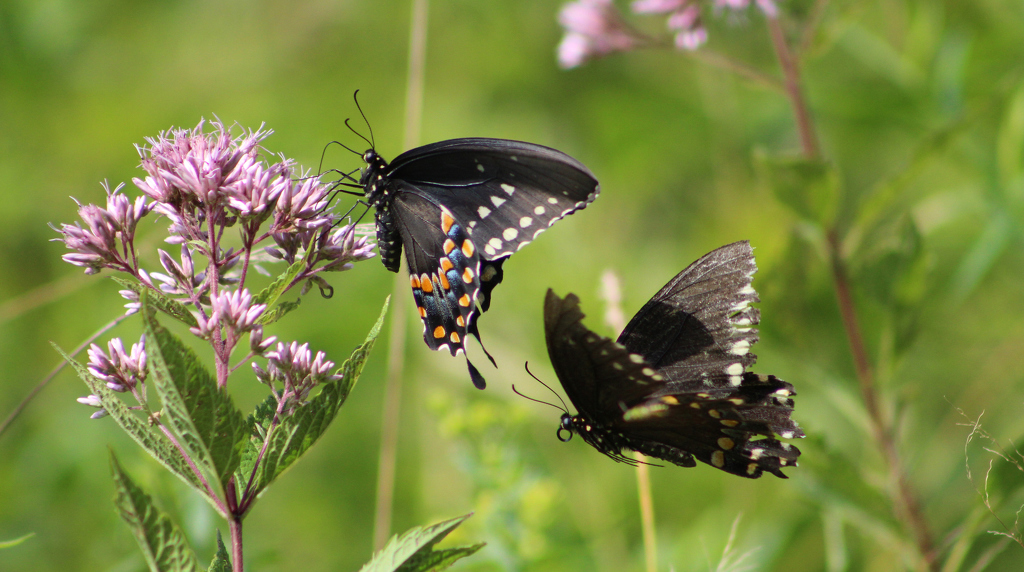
<box><xmin>3</xmin><ymin>0</ymin><xmax>1024</xmax><ymax>571</ymax></box>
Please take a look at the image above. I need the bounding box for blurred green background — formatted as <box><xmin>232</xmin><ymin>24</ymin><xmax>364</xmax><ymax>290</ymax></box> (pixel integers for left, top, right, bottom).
<box><xmin>3</xmin><ymin>0</ymin><xmax>1024</xmax><ymax>570</ymax></box>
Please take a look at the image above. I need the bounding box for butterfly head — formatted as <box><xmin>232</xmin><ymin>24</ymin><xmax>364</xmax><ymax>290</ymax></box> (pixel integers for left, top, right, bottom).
<box><xmin>557</xmin><ymin>413</ymin><xmax>575</xmax><ymax>442</ymax></box>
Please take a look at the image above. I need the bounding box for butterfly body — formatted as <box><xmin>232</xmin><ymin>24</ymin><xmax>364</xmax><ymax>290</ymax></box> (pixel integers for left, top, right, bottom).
<box><xmin>544</xmin><ymin>241</ymin><xmax>802</xmax><ymax>478</ymax></box>
<box><xmin>361</xmin><ymin>138</ymin><xmax>600</xmax><ymax>388</ymax></box>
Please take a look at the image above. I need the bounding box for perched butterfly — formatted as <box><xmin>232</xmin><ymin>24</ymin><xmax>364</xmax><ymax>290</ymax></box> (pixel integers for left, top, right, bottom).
<box><xmin>361</xmin><ymin>138</ymin><xmax>600</xmax><ymax>388</ymax></box>
<box><xmin>540</xmin><ymin>241</ymin><xmax>802</xmax><ymax>478</ymax></box>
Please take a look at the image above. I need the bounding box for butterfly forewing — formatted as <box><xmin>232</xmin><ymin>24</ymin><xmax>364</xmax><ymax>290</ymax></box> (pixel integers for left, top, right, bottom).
<box><xmin>618</xmin><ymin>241</ymin><xmax>761</xmax><ymax>393</ymax></box>
<box><xmin>386</xmin><ymin>139</ymin><xmax>599</xmax><ymax>258</ymax></box>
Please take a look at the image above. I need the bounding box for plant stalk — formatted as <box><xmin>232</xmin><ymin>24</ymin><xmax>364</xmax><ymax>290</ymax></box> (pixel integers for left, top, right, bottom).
<box><xmin>766</xmin><ymin>14</ymin><xmax>937</xmax><ymax>571</ymax></box>
<box><xmin>372</xmin><ymin>0</ymin><xmax>430</xmax><ymax>551</ymax></box>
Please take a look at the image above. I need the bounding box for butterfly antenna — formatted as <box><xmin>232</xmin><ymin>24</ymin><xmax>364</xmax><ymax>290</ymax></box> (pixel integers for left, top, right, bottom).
<box><xmin>345</xmin><ymin>118</ymin><xmax>374</xmax><ymax>150</ymax></box>
<box><xmin>523</xmin><ymin>362</ymin><xmax>570</xmax><ymax>413</ymax></box>
<box><xmin>511</xmin><ymin>383</ymin><xmax>567</xmax><ymax>414</ymax></box>
<box><xmin>352</xmin><ymin>89</ymin><xmax>375</xmax><ymax>149</ymax></box>
<box><xmin>322</xmin><ymin>139</ymin><xmax>364</xmax><ymax>162</ymax></box>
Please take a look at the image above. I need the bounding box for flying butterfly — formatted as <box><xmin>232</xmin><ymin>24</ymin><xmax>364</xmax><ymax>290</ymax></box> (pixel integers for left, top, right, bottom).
<box><xmin>360</xmin><ymin>136</ymin><xmax>600</xmax><ymax>389</ymax></box>
<box><xmin>538</xmin><ymin>241</ymin><xmax>802</xmax><ymax>478</ymax></box>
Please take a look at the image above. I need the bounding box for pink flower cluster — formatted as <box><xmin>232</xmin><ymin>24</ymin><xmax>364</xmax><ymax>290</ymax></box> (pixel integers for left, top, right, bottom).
<box><xmin>557</xmin><ymin>0</ymin><xmax>778</xmax><ymax>68</ymax></box>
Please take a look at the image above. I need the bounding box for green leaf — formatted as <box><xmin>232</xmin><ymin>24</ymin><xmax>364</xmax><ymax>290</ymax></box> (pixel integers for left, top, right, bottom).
<box><xmin>948</xmin><ymin>211</ymin><xmax>1015</xmax><ymax>304</ymax></box>
<box><xmin>257</xmin><ymin>298</ymin><xmax>301</xmax><ymax>326</ymax></box>
<box><xmin>112</xmin><ymin>276</ymin><xmax>198</xmax><ymax>328</ymax></box>
<box><xmin>756</xmin><ymin>151</ymin><xmax>841</xmax><ymax>227</ymax></box>
<box><xmin>0</xmin><ymin>533</ymin><xmax>35</xmax><ymax>549</ymax></box>
<box><xmin>142</xmin><ymin>295</ymin><xmax>248</xmax><ymax>490</ymax></box>
<box><xmin>359</xmin><ymin>513</ymin><xmax>483</xmax><ymax>572</ymax></box>
<box><xmin>238</xmin><ymin>296</ymin><xmax>388</xmax><ymax>497</ymax></box>
<box><xmin>207</xmin><ymin>531</ymin><xmax>231</xmax><ymax>572</ymax></box>
<box><xmin>856</xmin><ymin>215</ymin><xmax>930</xmax><ymax>308</ymax></box>
<box><xmin>109</xmin><ymin>452</ymin><xmax>202</xmax><ymax>572</ymax></box>
<box><xmin>51</xmin><ymin>343</ymin><xmax>205</xmax><ymax>495</ymax></box>
<box><xmin>254</xmin><ymin>260</ymin><xmax>306</xmax><ymax>325</ymax></box>
<box><xmin>997</xmin><ymin>82</ymin><xmax>1024</xmax><ymax>195</ymax></box>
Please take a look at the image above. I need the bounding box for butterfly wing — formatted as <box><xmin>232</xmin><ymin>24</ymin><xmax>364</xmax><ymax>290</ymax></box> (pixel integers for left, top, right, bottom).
<box><xmin>544</xmin><ymin>290</ymin><xmax>661</xmax><ymax>419</ymax></box>
<box><xmin>391</xmin><ymin>192</ymin><xmax>481</xmax><ymax>359</ymax></box>
<box><xmin>544</xmin><ymin>243</ymin><xmax>801</xmax><ymax>478</ymax></box>
<box><xmin>387</xmin><ymin>138</ymin><xmax>600</xmax><ymax>260</ymax></box>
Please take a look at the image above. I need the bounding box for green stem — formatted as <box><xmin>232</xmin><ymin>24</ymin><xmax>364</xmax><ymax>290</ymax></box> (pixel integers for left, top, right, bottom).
<box><xmin>766</xmin><ymin>14</ymin><xmax>937</xmax><ymax>571</ymax></box>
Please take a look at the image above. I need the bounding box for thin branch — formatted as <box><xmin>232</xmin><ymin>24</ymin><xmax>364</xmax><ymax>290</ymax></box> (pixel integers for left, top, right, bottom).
<box><xmin>0</xmin><ymin>313</ymin><xmax>132</xmax><ymax>439</ymax></box>
<box><xmin>767</xmin><ymin>16</ymin><xmax>819</xmax><ymax>158</ymax></box>
<box><xmin>689</xmin><ymin>48</ymin><xmax>787</xmax><ymax>93</ymax></box>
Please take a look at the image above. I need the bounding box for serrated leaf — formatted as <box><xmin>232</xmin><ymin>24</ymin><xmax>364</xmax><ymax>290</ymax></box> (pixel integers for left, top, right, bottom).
<box><xmin>112</xmin><ymin>276</ymin><xmax>198</xmax><ymax>328</ymax></box>
<box><xmin>756</xmin><ymin>151</ymin><xmax>841</xmax><ymax>227</ymax></box>
<box><xmin>142</xmin><ymin>295</ymin><xmax>248</xmax><ymax>490</ymax></box>
<box><xmin>397</xmin><ymin>545</ymin><xmax>485</xmax><ymax>572</ymax></box>
<box><xmin>52</xmin><ymin>343</ymin><xmax>206</xmax><ymax>496</ymax></box>
<box><xmin>207</xmin><ymin>531</ymin><xmax>231</xmax><ymax>572</ymax></box>
<box><xmin>238</xmin><ymin>297</ymin><xmax>388</xmax><ymax>497</ymax></box>
<box><xmin>359</xmin><ymin>513</ymin><xmax>480</xmax><ymax>572</ymax></box>
<box><xmin>253</xmin><ymin>260</ymin><xmax>306</xmax><ymax>325</ymax></box>
<box><xmin>0</xmin><ymin>533</ymin><xmax>35</xmax><ymax>549</ymax></box>
<box><xmin>257</xmin><ymin>298</ymin><xmax>301</xmax><ymax>326</ymax></box>
<box><xmin>110</xmin><ymin>453</ymin><xmax>202</xmax><ymax>572</ymax></box>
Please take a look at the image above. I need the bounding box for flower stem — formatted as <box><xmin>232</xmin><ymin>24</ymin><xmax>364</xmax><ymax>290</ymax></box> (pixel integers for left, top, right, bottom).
<box><xmin>766</xmin><ymin>14</ymin><xmax>937</xmax><ymax>570</ymax></box>
<box><xmin>226</xmin><ymin>479</ymin><xmax>244</xmax><ymax>572</ymax></box>
<box><xmin>600</xmin><ymin>271</ymin><xmax>656</xmax><ymax>572</ymax></box>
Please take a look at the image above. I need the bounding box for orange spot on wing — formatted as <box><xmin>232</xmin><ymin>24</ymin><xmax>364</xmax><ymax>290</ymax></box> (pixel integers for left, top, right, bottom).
<box><xmin>462</xmin><ymin>240</ymin><xmax>475</xmax><ymax>257</ymax></box>
<box><xmin>433</xmin><ymin>326</ymin><xmax>446</xmax><ymax>338</ymax></box>
<box><xmin>456</xmin><ymin>315</ymin><xmax>465</xmax><ymax>327</ymax></box>
<box><xmin>420</xmin><ymin>274</ymin><xmax>434</xmax><ymax>293</ymax></box>
<box><xmin>418</xmin><ymin>306</ymin><xmax>427</xmax><ymax>318</ymax></box>
<box><xmin>440</xmin><ymin>258</ymin><xmax>454</xmax><ymax>272</ymax></box>
<box><xmin>443</xmin><ymin>239</ymin><xmax>456</xmax><ymax>254</ymax></box>
<box><xmin>410</xmin><ymin>275</ymin><xmax>420</xmax><ymax>289</ymax></box>
<box><xmin>450</xmin><ymin>332</ymin><xmax>461</xmax><ymax>344</ymax></box>
<box><xmin>462</xmin><ymin>267</ymin><xmax>474</xmax><ymax>283</ymax></box>
<box><xmin>438</xmin><ymin>272</ymin><xmax>450</xmax><ymax>290</ymax></box>
<box><xmin>458</xmin><ymin>294</ymin><xmax>471</xmax><ymax>307</ymax></box>
<box><xmin>441</xmin><ymin>211</ymin><xmax>455</xmax><ymax>234</ymax></box>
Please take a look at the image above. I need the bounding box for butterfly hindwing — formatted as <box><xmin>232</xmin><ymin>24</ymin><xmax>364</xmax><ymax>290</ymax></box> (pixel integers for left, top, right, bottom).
<box><xmin>392</xmin><ymin>193</ymin><xmax>480</xmax><ymax>356</ymax></box>
<box><xmin>543</xmin><ymin>242</ymin><xmax>802</xmax><ymax>478</ymax></box>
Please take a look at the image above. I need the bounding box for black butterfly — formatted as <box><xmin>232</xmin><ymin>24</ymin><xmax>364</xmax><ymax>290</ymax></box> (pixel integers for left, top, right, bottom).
<box><xmin>361</xmin><ymin>138</ymin><xmax>600</xmax><ymax>389</ymax></box>
<box><xmin>541</xmin><ymin>241</ymin><xmax>802</xmax><ymax>478</ymax></box>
